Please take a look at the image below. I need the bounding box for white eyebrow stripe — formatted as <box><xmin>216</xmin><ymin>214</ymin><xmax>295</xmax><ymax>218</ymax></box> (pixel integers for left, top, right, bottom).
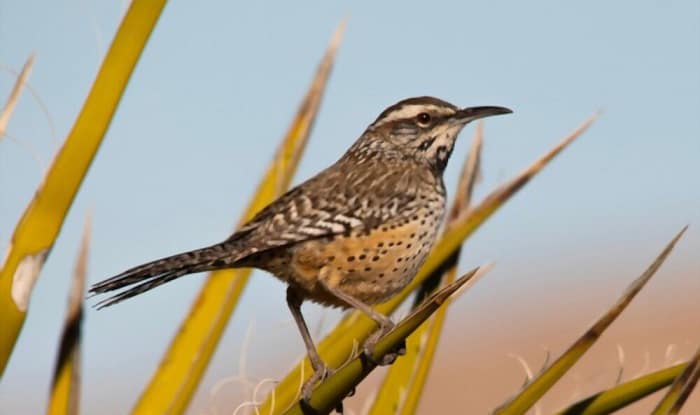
<box><xmin>373</xmin><ymin>104</ymin><xmax>454</xmax><ymax>127</ymax></box>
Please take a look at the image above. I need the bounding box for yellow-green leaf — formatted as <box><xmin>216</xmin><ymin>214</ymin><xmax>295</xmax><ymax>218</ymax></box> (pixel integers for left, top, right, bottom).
<box><xmin>668</xmin><ymin>361</ymin><xmax>700</xmax><ymax>414</ymax></box>
<box><xmin>494</xmin><ymin>226</ymin><xmax>687</xmax><ymax>415</ymax></box>
<box><xmin>555</xmin><ymin>362</ymin><xmax>687</xmax><ymax>415</ymax></box>
<box><xmin>0</xmin><ymin>0</ymin><xmax>166</xmax><ymax>377</ymax></box>
<box><xmin>261</xmin><ymin>115</ymin><xmax>596</xmax><ymax>414</ymax></box>
<box><xmin>131</xmin><ymin>22</ymin><xmax>344</xmax><ymax>415</ymax></box>
<box><xmin>651</xmin><ymin>344</ymin><xmax>700</xmax><ymax>415</ymax></box>
<box><xmin>46</xmin><ymin>216</ymin><xmax>90</xmax><ymax>415</ymax></box>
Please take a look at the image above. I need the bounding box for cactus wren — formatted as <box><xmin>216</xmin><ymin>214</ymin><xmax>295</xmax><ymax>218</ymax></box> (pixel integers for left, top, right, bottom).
<box><xmin>90</xmin><ymin>96</ymin><xmax>511</xmax><ymax>398</ymax></box>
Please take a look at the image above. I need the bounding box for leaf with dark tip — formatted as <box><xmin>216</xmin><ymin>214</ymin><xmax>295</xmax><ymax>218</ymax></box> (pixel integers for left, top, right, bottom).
<box><xmin>652</xmin><ymin>343</ymin><xmax>700</xmax><ymax>415</ymax></box>
<box><xmin>47</xmin><ymin>216</ymin><xmax>90</xmax><ymax>415</ymax></box>
<box><xmin>668</xmin><ymin>358</ymin><xmax>700</xmax><ymax>414</ymax></box>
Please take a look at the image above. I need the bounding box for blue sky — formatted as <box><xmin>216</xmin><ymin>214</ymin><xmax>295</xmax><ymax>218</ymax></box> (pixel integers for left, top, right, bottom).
<box><xmin>1</xmin><ymin>1</ymin><xmax>699</xmax><ymax>413</ymax></box>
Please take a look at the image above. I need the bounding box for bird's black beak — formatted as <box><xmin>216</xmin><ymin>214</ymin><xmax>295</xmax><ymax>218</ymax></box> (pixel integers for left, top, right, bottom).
<box><xmin>451</xmin><ymin>106</ymin><xmax>512</xmax><ymax>125</ymax></box>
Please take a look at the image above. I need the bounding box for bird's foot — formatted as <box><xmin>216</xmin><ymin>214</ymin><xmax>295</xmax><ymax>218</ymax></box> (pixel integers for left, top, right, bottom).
<box><xmin>300</xmin><ymin>365</ymin><xmax>348</xmax><ymax>414</ymax></box>
<box><xmin>361</xmin><ymin>323</ymin><xmax>406</xmax><ymax>366</ymax></box>
<box><xmin>301</xmin><ymin>364</ymin><xmax>335</xmax><ymax>404</ymax></box>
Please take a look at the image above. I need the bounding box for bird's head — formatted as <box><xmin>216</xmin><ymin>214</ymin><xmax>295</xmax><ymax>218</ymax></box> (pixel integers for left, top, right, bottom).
<box><xmin>349</xmin><ymin>96</ymin><xmax>511</xmax><ymax>172</ymax></box>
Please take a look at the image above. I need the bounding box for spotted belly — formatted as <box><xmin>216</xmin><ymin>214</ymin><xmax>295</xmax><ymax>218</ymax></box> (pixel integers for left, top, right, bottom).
<box><xmin>270</xmin><ymin>217</ymin><xmax>441</xmax><ymax>308</ymax></box>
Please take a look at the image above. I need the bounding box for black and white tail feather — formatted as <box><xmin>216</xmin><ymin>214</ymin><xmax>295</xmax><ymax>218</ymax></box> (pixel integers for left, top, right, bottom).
<box><xmin>89</xmin><ymin>238</ymin><xmax>248</xmax><ymax>309</ymax></box>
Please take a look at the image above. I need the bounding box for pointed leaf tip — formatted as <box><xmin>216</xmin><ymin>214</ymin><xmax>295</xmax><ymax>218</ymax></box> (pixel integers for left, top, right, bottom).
<box><xmin>534</xmin><ymin>112</ymin><xmax>597</xmax><ymax>170</ymax></box>
<box><xmin>329</xmin><ymin>18</ymin><xmax>347</xmax><ymax>52</ymax></box>
<box><xmin>495</xmin><ymin>227</ymin><xmax>686</xmax><ymax>415</ymax></box>
<box><xmin>0</xmin><ymin>53</ymin><xmax>35</xmax><ymax>138</ymax></box>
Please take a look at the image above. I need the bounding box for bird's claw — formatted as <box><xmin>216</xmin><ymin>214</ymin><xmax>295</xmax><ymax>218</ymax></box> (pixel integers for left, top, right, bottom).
<box><xmin>300</xmin><ymin>365</ymin><xmax>349</xmax><ymax>414</ymax></box>
<box><xmin>361</xmin><ymin>328</ymin><xmax>406</xmax><ymax>366</ymax></box>
<box><xmin>301</xmin><ymin>364</ymin><xmax>335</xmax><ymax>403</ymax></box>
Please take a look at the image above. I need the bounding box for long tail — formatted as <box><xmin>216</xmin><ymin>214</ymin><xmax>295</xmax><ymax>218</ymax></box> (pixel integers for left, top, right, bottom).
<box><xmin>90</xmin><ymin>240</ymin><xmax>244</xmax><ymax>309</ymax></box>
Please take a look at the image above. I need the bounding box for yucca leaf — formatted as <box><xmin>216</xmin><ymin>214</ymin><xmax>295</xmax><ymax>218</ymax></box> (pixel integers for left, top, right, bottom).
<box><xmin>46</xmin><ymin>217</ymin><xmax>90</xmax><ymax>415</ymax></box>
<box><xmin>0</xmin><ymin>0</ymin><xmax>166</xmax><ymax>377</ymax></box>
<box><xmin>368</xmin><ymin>122</ymin><xmax>483</xmax><ymax>415</ymax></box>
<box><xmin>555</xmin><ymin>362</ymin><xmax>687</xmax><ymax>415</ymax></box>
<box><xmin>493</xmin><ymin>226</ymin><xmax>687</xmax><ymax>415</ymax></box>
<box><xmin>667</xmin><ymin>358</ymin><xmax>700</xmax><ymax>414</ymax></box>
<box><xmin>130</xmin><ymin>22</ymin><xmax>344</xmax><ymax>415</ymax></box>
<box><xmin>0</xmin><ymin>53</ymin><xmax>34</xmax><ymax>139</ymax></box>
<box><xmin>282</xmin><ymin>268</ymin><xmax>481</xmax><ymax>415</ymax></box>
<box><xmin>260</xmin><ymin>115</ymin><xmax>597</xmax><ymax>414</ymax></box>
<box><xmin>651</xmin><ymin>344</ymin><xmax>700</xmax><ymax>415</ymax></box>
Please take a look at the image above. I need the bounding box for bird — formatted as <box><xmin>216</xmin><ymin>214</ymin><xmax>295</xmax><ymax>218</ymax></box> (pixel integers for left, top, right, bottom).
<box><xmin>89</xmin><ymin>96</ymin><xmax>511</xmax><ymax>400</ymax></box>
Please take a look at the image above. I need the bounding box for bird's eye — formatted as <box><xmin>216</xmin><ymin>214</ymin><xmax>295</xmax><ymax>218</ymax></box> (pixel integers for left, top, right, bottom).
<box><xmin>416</xmin><ymin>112</ymin><xmax>431</xmax><ymax>126</ymax></box>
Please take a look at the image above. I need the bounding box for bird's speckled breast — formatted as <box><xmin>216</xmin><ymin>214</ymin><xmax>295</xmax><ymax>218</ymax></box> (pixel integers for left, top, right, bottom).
<box><xmin>271</xmin><ymin>203</ymin><xmax>444</xmax><ymax>308</ymax></box>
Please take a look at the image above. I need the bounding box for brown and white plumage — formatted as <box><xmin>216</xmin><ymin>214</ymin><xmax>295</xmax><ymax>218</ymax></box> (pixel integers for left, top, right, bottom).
<box><xmin>89</xmin><ymin>96</ymin><xmax>511</xmax><ymax>400</ymax></box>
<box><xmin>90</xmin><ymin>151</ymin><xmax>443</xmax><ymax>308</ymax></box>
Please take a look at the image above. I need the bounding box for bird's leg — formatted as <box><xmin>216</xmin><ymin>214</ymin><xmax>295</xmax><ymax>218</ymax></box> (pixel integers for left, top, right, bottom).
<box><xmin>318</xmin><ymin>279</ymin><xmax>405</xmax><ymax>366</ymax></box>
<box><xmin>286</xmin><ymin>286</ymin><xmax>332</xmax><ymax>402</ymax></box>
